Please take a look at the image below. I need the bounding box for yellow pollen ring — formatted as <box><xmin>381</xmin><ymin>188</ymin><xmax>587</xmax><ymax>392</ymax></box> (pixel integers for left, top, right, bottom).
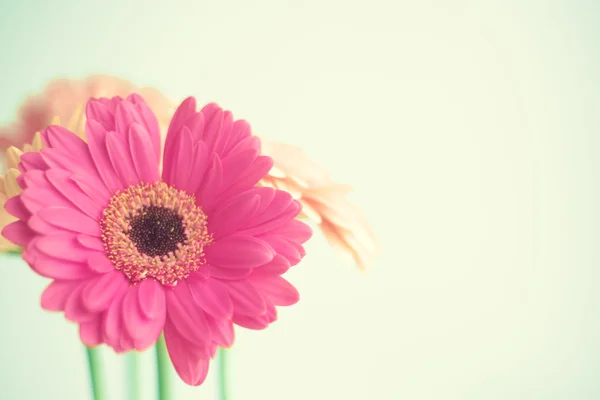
<box><xmin>100</xmin><ymin>181</ymin><xmax>212</xmax><ymax>286</ymax></box>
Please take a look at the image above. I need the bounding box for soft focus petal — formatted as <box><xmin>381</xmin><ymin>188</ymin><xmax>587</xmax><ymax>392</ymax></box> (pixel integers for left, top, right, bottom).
<box><xmin>205</xmin><ymin>236</ymin><xmax>275</xmax><ymax>269</ymax></box>
<box><xmin>163</xmin><ymin>321</ymin><xmax>211</xmax><ymax>386</ymax></box>
<box><xmin>123</xmin><ymin>280</ymin><xmax>166</xmax><ymax>350</ymax></box>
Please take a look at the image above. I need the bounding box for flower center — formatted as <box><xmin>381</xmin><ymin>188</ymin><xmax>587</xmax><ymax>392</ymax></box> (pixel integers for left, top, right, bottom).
<box><xmin>100</xmin><ymin>182</ymin><xmax>212</xmax><ymax>286</ymax></box>
<box><xmin>128</xmin><ymin>206</ymin><xmax>187</xmax><ymax>257</ymax></box>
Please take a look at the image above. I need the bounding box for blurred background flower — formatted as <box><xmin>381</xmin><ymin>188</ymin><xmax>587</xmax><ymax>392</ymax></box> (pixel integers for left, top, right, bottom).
<box><xmin>0</xmin><ymin>75</ymin><xmax>175</xmax><ymax>152</ymax></box>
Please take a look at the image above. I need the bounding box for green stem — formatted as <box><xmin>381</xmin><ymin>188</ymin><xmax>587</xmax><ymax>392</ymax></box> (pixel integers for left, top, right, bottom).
<box><xmin>156</xmin><ymin>335</ymin><xmax>171</xmax><ymax>400</ymax></box>
<box><xmin>217</xmin><ymin>348</ymin><xmax>229</xmax><ymax>400</ymax></box>
<box><xmin>86</xmin><ymin>347</ymin><xmax>107</xmax><ymax>400</ymax></box>
<box><xmin>127</xmin><ymin>352</ymin><xmax>141</xmax><ymax>400</ymax></box>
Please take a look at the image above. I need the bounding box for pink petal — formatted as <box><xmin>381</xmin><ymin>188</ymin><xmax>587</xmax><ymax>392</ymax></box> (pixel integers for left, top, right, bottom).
<box><xmin>269</xmin><ymin>219</ymin><xmax>313</xmax><ymax>244</ymax></box>
<box><xmin>250</xmin><ymin>276</ymin><xmax>299</xmax><ymax>306</ymax></box>
<box><xmin>184</xmin><ymin>141</ymin><xmax>209</xmax><ymax>194</ymax></box>
<box><xmin>127</xmin><ymin>94</ymin><xmax>161</xmax><ymax>162</ymax></box>
<box><xmin>36</xmin><ymin>233</ymin><xmax>96</xmax><ymax>262</ymax></box>
<box><xmin>122</xmin><ymin>281</ymin><xmax>166</xmax><ymax>351</ymax></box>
<box><xmin>103</xmin><ymin>292</ymin><xmax>128</xmax><ymax>351</ymax></box>
<box><xmin>40</xmin><ymin>148</ymin><xmax>104</xmax><ymax>187</ymax></box>
<box><xmin>82</xmin><ymin>270</ymin><xmax>129</xmax><ymax>312</ymax></box>
<box><xmin>86</xmin><ymin>100</ymin><xmax>115</xmax><ymax>131</ymax></box>
<box><xmin>216</xmin><ymin>156</ymin><xmax>273</xmax><ymax>200</ymax></box>
<box><xmin>227</xmin><ymin>135</ymin><xmax>261</xmax><ymax>158</ymax></box>
<box><xmin>208</xmin><ymin>266</ymin><xmax>252</xmax><ymax>280</ymax></box>
<box><xmin>205</xmin><ymin>314</ymin><xmax>234</xmax><ymax>347</ymax></box>
<box><xmin>41</xmin><ymin>280</ymin><xmax>81</xmax><ymax>311</ymax></box>
<box><xmin>87</xmin><ymin>252</ymin><xmax>116</xmax><ymax>273</ymax></box>
<box><xmin>38</xmin><ymin>207</ymin><xmax>101</xmax><ymax>237</ymax></box>
<box><xmin>221</xmin><ymin>120</ymin><xmax>252</xmax><ymax>157</ymax></box>
<box><xmin>232</xmin><ymin>312</ymin><xmax>270</xmax><ymax>330</ymax></box>
<box><xmin>21</xmin><ymin>170</ymin><xmax>47</xmax><ymax>190</ymax></box>
<box><xmin>205</xmin><ymin>236</ymin><xmax>274</xmax><ymax>269</ymax></box>
<box><xmin>227</xmin><ymin>280</ymin><xmax>267</xmax><ymax>316</ymax></box>
<box><xmin>20</xmin><ymin>152</ymin><xmax>48</xmax><ymax>172</ymax></box>
<box><xmin>165</xmin><ymin>281</ymin><xmax>212</xmax><ymax>346</ymax></box>
<box><xmin>259</xmin><ymin>235</ymin><xmax>304</xmax><ymax>266</ymax></box>
<box><xmin>186</xmin><ymin>112</ymin><xmax>205</xmax><ymax>143</ymax></box>
<box><xmin>118</xmin><ymin>332</ymin><xmax>135</xmax><ymax>354</ymax></box>
<box><xmin>164</xmin><ymin>97</ymin><xmax>197</xmax><ymax>162</ymax></box>
<box><xmin>163</xmin><ymin>321</ymin><xmax>211</xmax><ymax>386</ymax></box>
<box><xmin>138</xmin><ymin>278</ymin><xmax>167</xmax><ymax>319</ymax></box>
<box><xmin>45</xmin><ymin>170</ymin><xmax>104</xmax><ymax>219</ymax></box>
<box><xmin>85</xmin><ymin>119</ymin><xmax>123</xmax><ymax>193</ymax></box>
<box><xmin>174</xmin><ymin>129</ymin><xmax>195</xmax><ymax>191</ymax></box>
<box><xmin>162</xmin><ymin>127</ymin><xmax>193</xmax><ymax>190</ymax></box>
<box><xmin>31</xmin><ymin>257</ymin><xmax>94</xmax><ymax>280</ymax></box>
<box><xmin>209</xmin><ymin>193</ymin><xmax>261</xmax><ymax>239</ymax></box>
<box><xmin>71</xmin><ymin>175</ymin><xmax>111</xmax><ymax>207</ymax></box>
<box><xmin>195</xmin><ymin>154</ymin><xmax>223</xmax><ymax>212</ymax></box>
<box><xmin>28</xmin><ymin>215</ymin><xmax>56</xmax><ymax>234</ymax></box>
<box><xmin>4</xmin><ymin>196</ymin><xmax>30</xmax><ymax>220</ymax></box>
<box><xmin>201</xmin><ymin>103</ymin><xmax>224</xmax><ymax>153</ymax></box>
<box><xmin>65</xmin><ymin>283</ymin><xmax>95</xmax><ymax>323</ymax></box>
<box><xmin>2</xmin><ymin>221</ymin><xmax>34</xmax><ymax>246</ymax></box>
<box><xmin>106</xmin><ymin>130</ymin><xmax>139</xmax><ymax>187</ymax></box>
<box><xmin>239</xmin><ymin>190</ymin><xmax>295</xmax><ymax>235</ymax></box>
<box><xmin>79</xmin><ymin>316</ymin><xmax>103</xmax><ymax>347</ymax></box>
<box><xmin>115</xmin><ymin>101</ymin><xmax>142</xmax><ymax>135</ymax></box>
<box><xmin>188</xmin><ymin>278</ymin><xmax>233</xmax><ymax>319</ymax></box>
<box><xmin>77</xmin><ymin>235</ymin><xmax>105</xmax><ymax>252</ymax></box>
<box><xmin>43</xmin><ymin>126</ymin><xmax>89</xmax><ymax>161</ymax></box>
<box><xmin>250</xmin><ymin>254</ymin><xmax>291</xmax><ymax>276</ymax></box>
<box><xmin>240</xmin><ymin>201</ymin><xmax>301</xmax><ymax>238</ymax></box>
<box><xmin>129</xmin><ymin>124</ymin><xmax>160</xmax><ymax>184</ymax></box>
<box><xmin>21</xmin><ymin>241</ymin><xmax>40</xmax><ymax>265</ymax></box>
<box><xmin>21</xmin><ymin>187</ymin><xmax>72</xmax><ymax>214</ymax></box>
<box><xmin>213</xmin><ymin>111</ymin><xmax>233</xmax><ymax>155</ymax></box>
<box><xmin>220</xmin><ymin>147</ymin><xmax>259</xmax><ymax>190</ymax></box>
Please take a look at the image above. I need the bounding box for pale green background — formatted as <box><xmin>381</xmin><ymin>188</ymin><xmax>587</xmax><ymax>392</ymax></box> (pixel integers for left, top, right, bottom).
<box><xmin>0</xmin><ymin>0</ymin><xmax>599</xmax><ymax>399</ymax></box>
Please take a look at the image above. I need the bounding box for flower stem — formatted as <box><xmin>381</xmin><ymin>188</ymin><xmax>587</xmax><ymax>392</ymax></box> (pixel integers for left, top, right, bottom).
<box><xmin>127</xmin><ymin>352</ymin><xmax>141</xmax><ymax>400</ymax></box>
<box><xmin>156</xmin><ymin>335</ymin><xmax>171</xmax><ymax>400</ymax></box>
<box><xmin>86</xmin><ymin>347</ymin><xmax>106</xmax><ymax>400</ymax></box>
<box><xmin>217</xmin><ymin>348</ymin><xmax>229</xmax><ymax>400</ymax></box>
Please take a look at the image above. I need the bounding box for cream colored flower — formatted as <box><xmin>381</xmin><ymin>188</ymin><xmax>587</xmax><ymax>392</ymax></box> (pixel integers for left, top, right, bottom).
<box><xmin>259</xmin><ymin>141</ymin><xmax>379</xmax><ymax>270</ymax></box>
<box><xmin>0</xmin><ymin>132</ymin><xmax>45</xmax><ymax>252</ymax></box>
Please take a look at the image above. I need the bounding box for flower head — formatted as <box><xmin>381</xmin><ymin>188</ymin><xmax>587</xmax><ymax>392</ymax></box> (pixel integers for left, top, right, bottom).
<box><xmin>260</xmin><ymin>142</ymin><xmax>378</xmax><ymax>269</ymax></box>
<box><xmin>2</xmin><ymin>94</ymin><xmax>311</xmax><ymax>386</ymax></box>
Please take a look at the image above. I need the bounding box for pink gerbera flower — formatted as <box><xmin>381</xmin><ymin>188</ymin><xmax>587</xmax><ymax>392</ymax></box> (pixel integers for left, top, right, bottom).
<box><xmin>2</xmin><ymin>94</ymin><xmax>311</xmax><ymax>386</ymax></box>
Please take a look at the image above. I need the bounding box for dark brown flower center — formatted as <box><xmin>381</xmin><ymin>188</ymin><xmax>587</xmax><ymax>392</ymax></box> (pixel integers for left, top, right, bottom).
<box><xmin>128</xmin><ymin>206</ymin><xmax>187</xmax><ymax>257</ymax></box>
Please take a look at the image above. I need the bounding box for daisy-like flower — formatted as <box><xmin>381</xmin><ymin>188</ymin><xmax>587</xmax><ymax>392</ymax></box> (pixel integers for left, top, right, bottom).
<box><xmin>260</xmin><ymin>142</ymin><xmax>378</xmax><ymax>269</ymax></box>
<box><xmin>2</xmin><ymin>94</ymin><xmax>311</xmax><ymax>385</ymax></box>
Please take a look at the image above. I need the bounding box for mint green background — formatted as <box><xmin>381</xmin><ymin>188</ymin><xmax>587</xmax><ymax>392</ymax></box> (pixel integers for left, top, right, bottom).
<box><xmin>1</xmin><ymin>0</ymin><xmax>600</xmax><ymax>399</ymax></box>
